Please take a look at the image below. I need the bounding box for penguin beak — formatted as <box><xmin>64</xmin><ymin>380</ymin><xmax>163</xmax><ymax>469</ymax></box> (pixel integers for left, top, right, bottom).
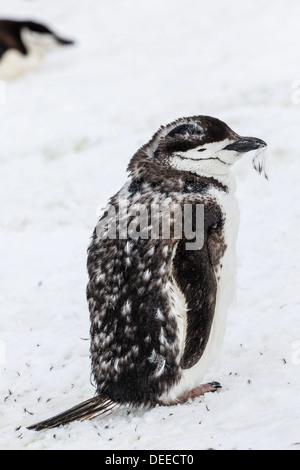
<box><xmin>54</xmin><ymin>35</ymin><xmax>75</xmax><ymax>46</ymax></box>
<box><xmin>224</xmin><ymin>136</ymin><xmax>267</xmax><ymax>153</ymax></box>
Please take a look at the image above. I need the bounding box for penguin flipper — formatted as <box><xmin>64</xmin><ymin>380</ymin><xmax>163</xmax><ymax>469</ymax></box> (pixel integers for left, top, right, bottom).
<box><xmin>172</xmin><ymin>237</ymin><xmax>217</xmax><ymax>370</ymax></box>
<box><xmin>27</xmin><ymin>396</ymin><xmax>118</xmax><ymax>431</ymax></box>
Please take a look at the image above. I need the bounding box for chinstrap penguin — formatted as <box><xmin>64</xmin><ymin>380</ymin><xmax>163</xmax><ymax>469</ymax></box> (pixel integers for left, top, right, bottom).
<box><xmin>27</xmin><ymin>115</ymin><xmax>267</xmax><ymax>431</ymax></box>
<box><xmin>0</xmin><ymin>19</ymin><xmax>74</xmax><ymax>79</ymax></box>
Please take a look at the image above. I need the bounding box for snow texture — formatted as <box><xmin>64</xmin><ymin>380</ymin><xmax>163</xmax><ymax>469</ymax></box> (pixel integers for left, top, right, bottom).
<box><xmin>0</xmin><ymin>0</ymin><xmax>300</xmax><ymax>450</ymax></box>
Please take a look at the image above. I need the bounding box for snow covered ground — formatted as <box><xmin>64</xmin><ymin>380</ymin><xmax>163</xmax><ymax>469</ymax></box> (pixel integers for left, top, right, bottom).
<box><xmin>0</xmin><ymin>0</ymin><xmax>300</xmax><ymax>450</ymax></box>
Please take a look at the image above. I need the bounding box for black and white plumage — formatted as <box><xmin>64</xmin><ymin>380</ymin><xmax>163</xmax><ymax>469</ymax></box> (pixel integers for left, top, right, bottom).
<box><xmin>0</xmin><ymin>19</ymin><xmax>74</xmax><ymax>79</ymax></box>
<box><xmin>28</xmin><ymin>115</ymin><xmax>267</xmax><ymax>431</ymax></box>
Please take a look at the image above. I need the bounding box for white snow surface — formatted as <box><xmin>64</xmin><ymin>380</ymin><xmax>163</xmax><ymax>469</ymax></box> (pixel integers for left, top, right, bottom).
<box><xmin>0</xmin><ymin>0</ymin><xmax>300</xmax><ymax>450</ymax></box>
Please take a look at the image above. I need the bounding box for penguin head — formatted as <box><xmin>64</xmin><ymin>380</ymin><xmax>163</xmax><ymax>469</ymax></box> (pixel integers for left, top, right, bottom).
<box><xmin>21</xmin><ymin>21</ymin><xmax>74</xmax><ymax>53</ymax></box>
<box><xmin>128</xmin><ymin>116</ymin><xmax>267</xmax><ymax>181</ymax></box>
<box><xmin>155</xmin><ymin>116</ymin><xmax>267</xmax><ymax>177</ymax></box>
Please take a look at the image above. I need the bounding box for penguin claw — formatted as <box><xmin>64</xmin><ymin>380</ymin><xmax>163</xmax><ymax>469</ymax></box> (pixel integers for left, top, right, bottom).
<box><xmin>173</xmin><ymin>382</ymin><xmax>222</xmax><ymax>404</ymax></box>
<box><xmin>209</xmin><ymin>381</ymin><xmax>222</xmax><ymax>391</ymax></box>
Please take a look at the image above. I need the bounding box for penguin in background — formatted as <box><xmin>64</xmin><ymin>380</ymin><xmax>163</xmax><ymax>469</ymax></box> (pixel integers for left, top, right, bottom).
<box><xmin>0</xmin><ymin>19</ymin><xmax>74</xmax><ymax>79</ymax></box>
<box><xmin>27</xmin><ymin>115</ymin><xmax>267</xmax><ymax>431</ymax></box>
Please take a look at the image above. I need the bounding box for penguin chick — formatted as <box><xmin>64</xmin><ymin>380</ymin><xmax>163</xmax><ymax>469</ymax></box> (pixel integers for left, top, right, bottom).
<box><xmin>27</xmin><ymin>115</ymin><xmax>267</xmax><ymax>431</ymax></box>
<box><xmin>0</xmin><ymin>19</ymin><xmax>74</xmax><ymax>79</ymax></box>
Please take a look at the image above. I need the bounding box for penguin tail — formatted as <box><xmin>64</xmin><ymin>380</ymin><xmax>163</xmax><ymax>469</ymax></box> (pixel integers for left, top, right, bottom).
<box><xmin>27</xmin><ymin>396</ymin><xmax>118</xmax><ymax>431</ymax></box>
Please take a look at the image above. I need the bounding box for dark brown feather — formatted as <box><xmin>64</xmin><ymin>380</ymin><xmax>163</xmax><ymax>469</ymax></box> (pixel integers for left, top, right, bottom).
<box><xmin>27</xmin><ymin>396</ymin><xmax>118</xmax><ymax>431</ymax></box>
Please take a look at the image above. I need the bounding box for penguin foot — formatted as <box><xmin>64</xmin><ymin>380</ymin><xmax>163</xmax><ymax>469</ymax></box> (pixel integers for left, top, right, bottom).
<box><xmin>176</xmin><ymin>381</ymin><xmax>222</xmax><ymax>403</ymax></box>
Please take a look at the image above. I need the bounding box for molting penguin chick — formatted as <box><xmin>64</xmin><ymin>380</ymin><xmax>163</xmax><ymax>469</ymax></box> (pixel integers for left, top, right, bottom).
<box><xmin>27</xmin><ymin>115</ymin><xmax>267</xmax><ymax>431</ymax></box>
<box><xmin>0</xmin><ymin>19</ymin><xmax>74</xmax><ymax>79</ymax></box>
